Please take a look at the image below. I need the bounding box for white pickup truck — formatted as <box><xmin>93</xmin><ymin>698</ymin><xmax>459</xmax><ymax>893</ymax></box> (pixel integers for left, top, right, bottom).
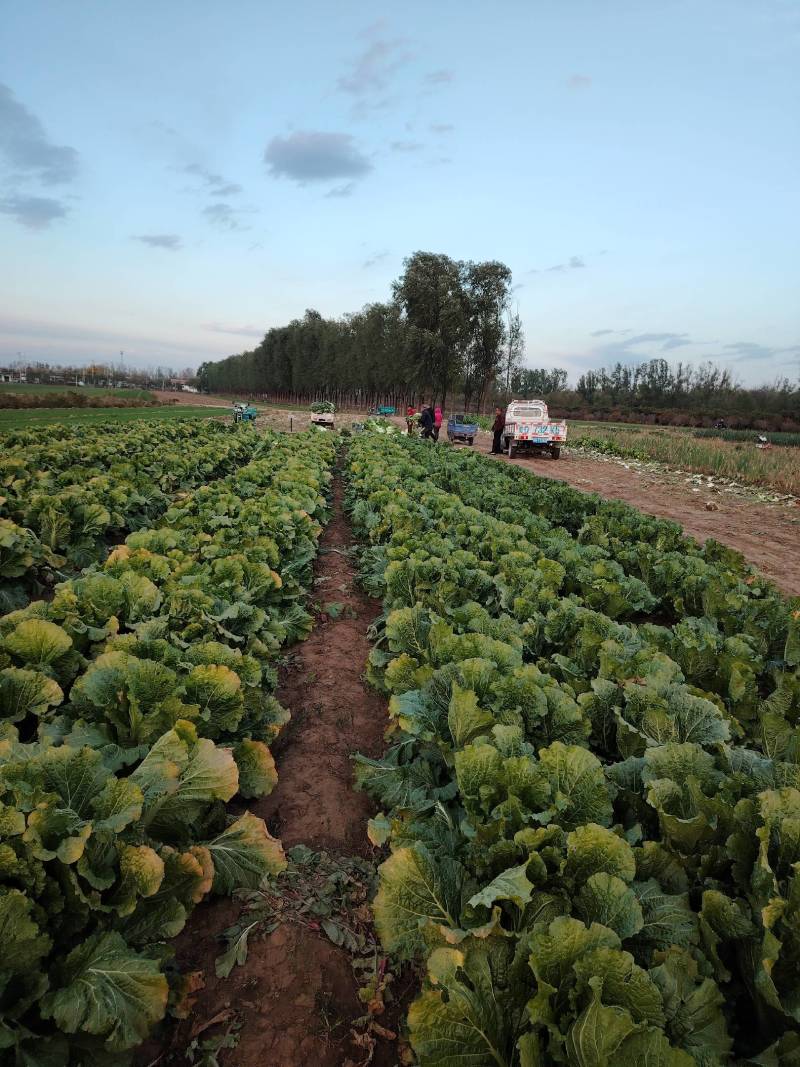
<box><xmin>502</xmin><ymin>399</ymin><xmax>567</xmax><ymax>459</ymax></box>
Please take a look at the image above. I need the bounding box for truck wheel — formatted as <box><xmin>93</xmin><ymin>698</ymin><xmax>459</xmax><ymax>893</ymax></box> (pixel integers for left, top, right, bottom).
<box><xmin>551</xmin><ymin>446</ymin><xmax>561</xmax><ymax>460</ymax></box>
<box><xmin>507</xmin><ymin>438</ymin><xmax>515</xmax><ymax>458</ymax></box>
<box><xmin>468</xmin><ymin>437</ymin><xmax>473</xmax><ymax>446</ymax></box>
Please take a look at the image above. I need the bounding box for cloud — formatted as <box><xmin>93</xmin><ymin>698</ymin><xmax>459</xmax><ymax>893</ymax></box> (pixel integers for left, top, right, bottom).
<box><xmin>202</xmin><ymin>202</ymin><xmax>250</xmax><ymax>230</ymax></box>
<box><xmin>202</xmin><ymin>322</ymin><xmax>263</xmax><ymax>337</ymax></box>
<box><xmin>567</xmin><ymin>74</ymin><xmax>592</xmax><ymax>89</ymax></box>
<box><xmin>0</xmin><ymin>194</ymin><xmax>69</xmax><ymax>229</ymax></box>
<box><xmin>363</xmin><ymin>250</ymin><xmax>390</xmax><ymax>269</ymax></box>
<box><xmin>424</xmin><ymin>69</ymin><xmax>454</xmax><ymax>85</ymax></box>
<box><xmin>132</xmin><ymin>233</ymin><xmax>182</xmax><ymax>250</ymax></box>
<box><xmin>430</xmin><ymin>123</ymin><xmax>454</xmax><ymax>134</ymax></box>
<box><xmin>211</xmin><ymin>182</ymin><xmax>242</xmax><ymax>197</ymax></box>
<box><xmin>724</xmin><ymin>341</ymin><xmax>779</xmax><ymax>361</ymax></box>
<box><xmin>338</xmin><ymin>34</ymin><xmax>413</xmax><ymax>99</ymax></box>
<box><xmin>390</xmin><ymin>139</ymin><xmax>424</xmax><ymax>152</ymax></box>
<box><xmin>628</xmin><ymin>332</ymin><xmax>691</xmax><ymax>350</ymax></box>
<box><xmin>724</xmin><ymin>341</ymin><xmax>800</xmax><ymax>362</ymax></box>
<box><xmin>540</xmin><ymin>254</ymin><xmax>587</xmax><ymax>273</ymax></box>
<box><xmin>151</xmin><ymin>119</ymin><xmax>179</xmax><ymax>138</ymax></box>
<box><xmin>325</xmin><ymin>181</ymin><xmax>356</xmax><ymax>199</ymax></box>
<box><xmin>660</xmin><ymin>334</ymin><xmax>692</xmax><ymax>350</ymax></box>
<box><xmin>589</xmin><ymin>331</ymin><xmax>696</xmax><ymax>364</ymax></box>
<box><xmin>0</xmin><ymin>83</ymin><xmax>79</xmax><ymax>185</ymax></box>
<box><xmin>183</xmin><ymin>163</ymin><xmax>242</xmax><ymax>197</ymax></box>
<box><xmin>264</xmin><ymin>131</ymin><xmax>372</xmax><ymax>184</ymax></box>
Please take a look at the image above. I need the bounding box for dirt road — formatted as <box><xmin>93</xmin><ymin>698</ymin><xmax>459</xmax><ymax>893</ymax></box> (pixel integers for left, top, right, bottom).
<box><xmin>139</xmin><ymin>465</ymin><xmax>400</xmax><ymax>1067</ymax></box>
<box><xmin>472</xmin><ymin>433</ymin><xmax>800</xmax><ymax>597</ymax></box>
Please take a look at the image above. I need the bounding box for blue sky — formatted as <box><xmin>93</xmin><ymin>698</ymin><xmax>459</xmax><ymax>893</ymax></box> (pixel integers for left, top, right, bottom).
<box><xmin>1</xmin><ymin>0</ymin><xmax>798</xmax><ymax>382</ymax></box>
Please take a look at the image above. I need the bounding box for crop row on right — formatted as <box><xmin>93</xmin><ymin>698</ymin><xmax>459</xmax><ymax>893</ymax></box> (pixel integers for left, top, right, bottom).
<box><xmin>566</xmin><ymin>423</ymin><xmax>800</xmax><ymax>496</ymax></box>
<box><xmin>346</xmin><ymin>431</ymin><xmax>800</xmax><ymax>1066</ymax></box>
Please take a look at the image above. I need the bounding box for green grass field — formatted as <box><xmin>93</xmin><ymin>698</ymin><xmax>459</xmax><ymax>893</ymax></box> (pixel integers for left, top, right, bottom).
<box><xmin>566</xmin><ymin>418</ymin><xmax>694</xmax><ymax>433</ymax></box>
<box><xmin>0</xmin><ymin>382</ymin><xmax>155</xmax><ymax>400</ymax></box>
<box><xmin>0</xmin><ymin>406</ymin><xmax>229</xmax><ymax>430</ymax></box>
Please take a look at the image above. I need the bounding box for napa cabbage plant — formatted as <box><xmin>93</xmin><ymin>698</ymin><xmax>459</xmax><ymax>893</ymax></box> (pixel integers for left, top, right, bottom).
<box><xmin>0</xmin><ymin>720</ymin><xmax>285</xmax><ymax>1058</ymax></box>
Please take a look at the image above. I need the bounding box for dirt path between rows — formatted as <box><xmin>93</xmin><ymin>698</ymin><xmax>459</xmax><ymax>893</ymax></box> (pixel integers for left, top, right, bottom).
<box><xmin>139</xmin><ymin>465</ymin><xmax>401</xmax><ymax>1067</ymax></box>
<box><xmin>469</xmin><ymin>432</ymin><xmax>800</xmax><ymax>598</ymax></box>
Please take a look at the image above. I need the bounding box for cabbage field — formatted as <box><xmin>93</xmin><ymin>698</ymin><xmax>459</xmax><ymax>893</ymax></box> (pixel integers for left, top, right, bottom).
<box><xmin>0</xmin><ymin>420</ymin><xmax>336</xmax><ymax>1062</ymax></box>
<box><xmin>346</xmin><ymin>433</ymin><xmax>800</xmax><ymax>1066</ymax></box>
<box><xmin>1</xmin><ymin>420</ymin><xmax>799</xmax><ymax>1065</ymax></box>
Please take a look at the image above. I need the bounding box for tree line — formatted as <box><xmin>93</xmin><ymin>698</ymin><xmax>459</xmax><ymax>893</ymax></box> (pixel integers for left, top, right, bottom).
<box><xmin>198</xmin><ymin>250</ymin><xmax>799</xmax><ymax>426</ymax></box>
<box><xmin>514</xmin><ymin>360</ymin><xmax>799</xmax><ymax>426</ymax></box>
<box><xmin>198</xmin><ymin>252</ymin><xmax>523</xmax><ymax>410</ymax></box>
<box><xmin>570</xmin><ymin>359</ymin><xmax>799</xmax><ymax>420</ymax></box>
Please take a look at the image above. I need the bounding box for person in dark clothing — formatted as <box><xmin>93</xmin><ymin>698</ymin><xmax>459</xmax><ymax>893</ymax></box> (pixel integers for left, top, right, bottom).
<box><xmin>420</xmin><ymin>402</ymin><xmax>435</xmax><ymax>439</ymax></box>
<box><xmin>490</xmin><ymin>406</ymin><xmax>505</xmax><ymax>454</ymax></box>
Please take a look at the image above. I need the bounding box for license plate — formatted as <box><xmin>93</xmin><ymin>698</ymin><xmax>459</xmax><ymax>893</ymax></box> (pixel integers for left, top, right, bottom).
<box><xmin>532</xmin><ymin>437</ymin><xmax>548</xmax><ymax>443</ymax></box>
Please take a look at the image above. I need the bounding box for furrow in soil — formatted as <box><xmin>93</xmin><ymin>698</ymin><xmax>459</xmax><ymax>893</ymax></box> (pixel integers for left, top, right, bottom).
<box><xmin>139</xmin><ymin>465</ymin><xmax>398</xmax><ymax>1067</ymax></box>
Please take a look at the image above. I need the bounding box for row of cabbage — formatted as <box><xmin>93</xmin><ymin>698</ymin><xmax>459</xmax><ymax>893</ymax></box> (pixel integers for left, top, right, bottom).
<box><xmin>1</xmin><ymin>419</ymin><xmax>261</xmax><ymax>612</ymax></box>
<box><xmin>0</xmin><ymin>429</ymin><xmax>335</xmax><ymax>1063</ymax></box>
<box><xmin>346</xmin><ymin>432</ymin><xmax>800</xmax><ymax>1066</ymax></box>
<box><xmin>356</xmin><ymin>444</ymin><xmax>798</xmax><ymax>763</ymax></box>
<box><xmin>421</xmin><ymin>444</ymin><xmax>784</xmax><ymax>625</ymax></box>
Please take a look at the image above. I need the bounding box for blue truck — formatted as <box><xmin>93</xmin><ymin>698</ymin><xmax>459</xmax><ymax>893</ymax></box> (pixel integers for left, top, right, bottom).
<box><xmin>447</xmin><ymin>414</ymin><xmax>479</xmax><ymax>445</ymax></box>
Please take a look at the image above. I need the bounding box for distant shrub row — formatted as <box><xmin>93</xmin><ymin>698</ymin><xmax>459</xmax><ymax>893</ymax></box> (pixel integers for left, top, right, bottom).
<box><xmin>0</xmin><ymin>390</ymin><xmax>159</xmax><ymax>410</ymax></box>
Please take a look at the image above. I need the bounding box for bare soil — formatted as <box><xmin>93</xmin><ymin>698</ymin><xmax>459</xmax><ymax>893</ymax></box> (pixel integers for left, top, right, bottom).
<box><xmin>139</xmin><ymin>466</ymin><xmax>403</xmax><ymax>1067</ymax></box>
<box><xmin>262</xmin><ymin>489</ymin><xmax>387</xmax><ymax>857</ymax></box>
<box><xmin>472</xmin><ymin>432</ymin><xmax>800</xmax><ymax>597</ymax></box>
<box><xmin>154</xmin><ymin>390</ymin><xmax>232</xmax><ymax>407</ymax></box>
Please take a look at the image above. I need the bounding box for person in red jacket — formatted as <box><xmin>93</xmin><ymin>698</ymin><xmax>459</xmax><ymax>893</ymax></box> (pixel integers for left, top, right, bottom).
<box><xmin>406</xmin><ymin>405</ymin><xmax>416</xmax><ymax>435</ymax></box>
<box><xmin>490</xmin><ymin>406</ymin><xmax>505</xmax><ymax>454</ymax></box>
<box><xmin>433</xmin><ymin>405</ymin><xmax>443</xmax><ymax>441</ymax></box>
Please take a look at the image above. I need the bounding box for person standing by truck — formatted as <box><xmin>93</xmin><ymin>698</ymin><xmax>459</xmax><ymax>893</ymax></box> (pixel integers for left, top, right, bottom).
<box><xmin>490</xmin><ymin>405</ymin><xmax>505</xmax><ymax>454</ymax></box>
<box><xmin>433</xmin><ymin>404</ymin><xmax>443</xmax><ymax>441</ymax></box>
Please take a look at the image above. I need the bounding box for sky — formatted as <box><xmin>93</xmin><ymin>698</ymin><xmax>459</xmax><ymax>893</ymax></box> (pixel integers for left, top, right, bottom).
<box><xmin>1</xmin><ymin>0</ymin><xmax>798</xmax><ymax>383</ymax></box>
